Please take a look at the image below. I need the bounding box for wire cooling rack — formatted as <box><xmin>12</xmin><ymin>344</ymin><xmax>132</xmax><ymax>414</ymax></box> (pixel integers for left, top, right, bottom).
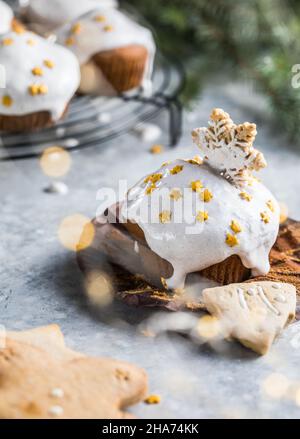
<box><xmin>0</xmin><ymin>51</ymin><xmax>185</xmax><ymax>161</ymax></box>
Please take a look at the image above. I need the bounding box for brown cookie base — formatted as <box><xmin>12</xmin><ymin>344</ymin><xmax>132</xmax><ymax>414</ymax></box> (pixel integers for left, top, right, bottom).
<box><xmin>0</xmin><ymin>106</ymin><xmax>69</xmax><ymax>133</ymax></box>
<box><xmin>92</xmin><ymin>45</ymin><xmax>148</xmax><ymax>93</ymax></box>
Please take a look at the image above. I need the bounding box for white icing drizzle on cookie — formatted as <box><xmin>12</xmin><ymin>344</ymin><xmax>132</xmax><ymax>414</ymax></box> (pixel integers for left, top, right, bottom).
<box><xmin>0</xmin><ymin>30</ymin><xmax>80</xmax><ymax>119</ymax></box>
<box><xmin>274</xmin><ymin>293</ymin><xmax>287</xmax><ymax>303</ymax></box>
<box><xmin>0</xmin><ymin>0</ymin><xmax>13</xmax><ymax>35</ymax></box>
<box><xmin>25</xmin><ymin>0</ymin><xmax>117</xmax><ymax>33</ymax></box>
<box><xmin>257</xmin><ymin>286</ymin><xmax>280</xmax><ymax>315</ymax></box>
<box><xmin>237</xmin><ymin>287</ymin><xmax>248</xmax><ymax>310</ymax></box>
<box><xmin>56</xmin><ymin>8</ymin><xmax>155</xmax><ymax>89</ymax></box>
<box><xmin>122</xmin><ymin>110</ymin><xmax>280</xmax><ymax>289</ymax></box>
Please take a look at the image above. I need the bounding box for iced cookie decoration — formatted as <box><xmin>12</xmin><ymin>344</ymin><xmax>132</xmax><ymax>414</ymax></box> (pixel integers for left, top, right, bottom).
<box><xmin>0</xmin><ymin>325</ymin><xmax>147</xmax><ymax>418</ymax></box>
<box><xmin>202</xmin><ymin>281</ymin><xmax>296</xmax><ymax>355</ymax></box>
<box><xmin>0</xmin><ymin>30</ymin><xmax>80</xmax><ymax>132</ymax></box>
<box><xmin>121</xmin><ymin>108</ymin><xmax>280</xmax><ymax>289</ymax></box>
<box><xmin>0</xmin><ymin>0</ymin><xmax>13</xmax><ymax>35</ymax></box>
<box><xmin>191</xmin><ymin>108</ymin><xmax>267</xmax><ymax>186</ymax></box>
<box><xmin>23</xmin><ymin>0</ymin><xmax>117</xmax><ymax>34</ymax></box>
<box><xmin>56</xmin><ymin>8</ymin><xmax>155</xmax><ymax>94</ymax></box>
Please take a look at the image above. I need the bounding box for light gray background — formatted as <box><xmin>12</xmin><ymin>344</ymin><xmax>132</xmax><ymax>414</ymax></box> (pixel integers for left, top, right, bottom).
<box><xmin>1</xmin><ymin>80</ymin><xmax>300</xmax><ymax>419</ymax></box>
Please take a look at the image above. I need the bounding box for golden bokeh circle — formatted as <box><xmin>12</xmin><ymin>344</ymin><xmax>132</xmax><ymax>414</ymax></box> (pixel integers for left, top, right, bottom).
<box><xmin>85</xmin><ymin>271</ymin><xmax>113</xmax><ymax>307</ymax></box>
<box><xmin>196</xmin><ymin>315</ymin><xmax>221</xmax><ymax>339</ymax></box>
<box><xmin>40</xmin><ymin>146</ymin><xmax>71</xmax><ymax>177</ymax></box>
<box><xmin>262</xmin><ymin>373</ymin><xmax>289</xmax><ymax>399</ymax></box>
<box><xmin>58</xmin><ymin>214</ymin><xmax>95</xmax><ymax>252</ymax></box>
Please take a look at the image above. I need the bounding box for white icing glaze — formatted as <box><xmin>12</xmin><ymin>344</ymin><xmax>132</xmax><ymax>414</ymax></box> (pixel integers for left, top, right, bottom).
<box><xmin>25</xmin><ymin>0</ymin><xmax>117</xmax><ymax>32</ymax></box>
<box><xmin>56</xmin><ymin>8</ymin><xmax>155</xmax><ymax>89</ymax></box>
<box><xmin>0</xmin><ymin>31</ymin><xmax>80</xmax><ymax>119</ymax></box>
<box><xmin>122</xmin><ymin>158</ymin><xmax>280</xmax><ymax>289</ymax></box>
<box><xmin>0</xmin><ymin>1</ymin><xmax>13</xmax><ymax>35</ymax></box>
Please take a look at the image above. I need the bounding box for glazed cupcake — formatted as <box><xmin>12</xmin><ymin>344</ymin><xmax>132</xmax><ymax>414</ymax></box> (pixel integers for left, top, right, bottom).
<box><xmin>23</xmin><ymin>0</ymin><xmax>117</xmax><ymax>34</ymax></box>
<box><xmin>87</xmin><ymin>109</ymin><xmax>280</xmax><ymax>290</ymax></box>
<box><xmin>0</xmin><ymin>29</ymin><xmax>80</xmax><ymax>132</ymax></box>
<box><xmin>56</xmin><ymin>8</ymin><xmax>155</xmax><ymax>94</ymax></box>
<box><xmin>0</xmin><ymin>0</ymin><xmax>13</xmax><ymax>35</ymax></box>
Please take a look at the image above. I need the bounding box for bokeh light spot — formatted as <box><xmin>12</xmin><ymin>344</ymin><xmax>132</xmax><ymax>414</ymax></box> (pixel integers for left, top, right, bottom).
<box><xmin>196</xmin><ymin>315</ymin><xmax>221</xmax><ymax>339</ymax></box>
<box><xmin>58</xmin><ymin>214</ymin><xmax>94</xmax><ymax>251</ymax></box>
<box><xmin>85</xmin><ymin>271</ymin><xmax>113</xmax><ymax>307</ymax></box>
<box><xmin>262</xmin><ymin>373</ymin><xmax>289</xmax><ymax>399</ymax></box>
<box><xmin>40</xmin><ymin>146</ymin><xmax>71</xmax><ymax>177</ymax></box>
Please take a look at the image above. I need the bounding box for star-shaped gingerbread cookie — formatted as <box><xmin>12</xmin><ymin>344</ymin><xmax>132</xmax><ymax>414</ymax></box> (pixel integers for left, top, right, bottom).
<box><xmin>0</xmin><ymin>325</ymin><xmax>147</xmax><ymax>419</ymax></box>
<box><xmin>202</xmin><ymin>281</ymin><xmax>296</xmax><ymax>355</ymax></box>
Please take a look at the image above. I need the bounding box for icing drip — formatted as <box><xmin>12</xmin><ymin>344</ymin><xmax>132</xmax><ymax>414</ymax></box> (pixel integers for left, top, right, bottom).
<box><xmin>0</xmin><ymin>0</ymin><xmax>13</xmax><ymax>35</ymax></box>
<box><xmin>0</xmin><ymin>31</ymin><xmax>80</xmax><ymax>119</ymax></box>
<box><xmin>56</xmin><ymin>8</ymin><xmax>156</xmax><ymax>90</ymax></box>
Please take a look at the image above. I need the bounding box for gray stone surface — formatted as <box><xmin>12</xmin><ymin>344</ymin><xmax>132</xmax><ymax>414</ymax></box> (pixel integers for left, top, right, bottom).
<box><xmin>1</xmin><ymin>81</ymin><xmax>300</xmax><ymax>419</ymax></box>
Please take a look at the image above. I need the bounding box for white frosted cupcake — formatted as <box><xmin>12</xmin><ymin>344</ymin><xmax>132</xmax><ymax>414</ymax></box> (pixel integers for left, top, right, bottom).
<box><xmin>0</xmin><ymin>29</ymin><xmax>80</xmax><ymax>132</ymax></box>
<box><xmin>56</xmin><ymin>7</ymin><xmax>155</xmax><ymax>95</ymax></box>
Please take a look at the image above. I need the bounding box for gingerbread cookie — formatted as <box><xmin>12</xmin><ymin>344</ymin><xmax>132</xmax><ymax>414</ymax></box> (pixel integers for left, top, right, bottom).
<box><xmin>0</xmin><ymin>325</ymin><xmax>147</xmax><ymax>418</ymax></box>
<box><xmin>202</xmin><ymin>281</ymin><xmax>296</xmax><ymax>355</ymax></box>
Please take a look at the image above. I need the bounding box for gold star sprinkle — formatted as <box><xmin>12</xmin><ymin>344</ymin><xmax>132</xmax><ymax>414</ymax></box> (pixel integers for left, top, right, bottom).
<box><xmin>186</xmin><ymin>155</ymin><xmax>203</xmax><ymax>165</ymax></box>
<box><xmin>2</xmin><ymin>95</ymin><xmax>13</xmax><ymax>107</ymax></box>
<box><xmin>145</xmin><ymin>183</ymin><xmax>156</xmax><ymax>195</ymax></box>
<box><xmin>200</xmin><ymin>189</ymin><xmax>213</xmax><ymax>202</ymax></box>
<box><xmin>226</xmin><ymin>233</ymin><xmax>239</xmax><ymax>247</ymax></box>
<box><xmin>266</xmin><ymin>200</ymin><xmax>275</xmax><ymax>213</ymax></box>
<box><xmin>28</xmin><ymin>84</ymin><xmax>39</xmax><ymax>96</ymax></box>
<box><xmin>65</xmin><ymin>37</ymin><xmax>75</xmax><ymax>46</ymax></box>
<box><xmin>150</xmin><ymin>144</ymin><xmax>163</xmax><ymax>154</ymax></box>
<box><xmin>12</xmin><ymin>21</ymin><xmax>26</xmax><ymax>34</ymax></box>
<box><xmin>196</xmin><ymin>211</ymin><xmax>209</xmax><ymax>223</ymax></box>
<box><xmin>44</xmin><ymin>59</ymin><xmax>55</xmax><ymax>69</ymax></box>
<box><xmin>144</xmin><ymin>173</ymin><xmax>162</xmax><ymax>184</ymax></box>
<box><xmin>71</xmin><ymin>23</ymin><xmax>82</xmax><ymax>34</ymax></box>
<box><xmin>260</xmin><ymin>212</ymin><xmax>270</xmax><ymax>224</ymax></box>
<box><xmin>169</xmin><ymin>189</ymin><xmax>182</xmax><ymax>201</ymax></box>
<box><xmin>159</xmin><ymin>210</ymin><xmax>171</xmax><ymax>224</ymax></box>
<box><xmin>2</xmin><ymin>38</ymin><xmax>13</xmax><ymax>46</ymax></box>
<box><xmin>239</xmin><ymin>191</ymin><xmax>252</xmax><ymax>202</ymax></box>
<box><xmin>94</xmin><ymin>15</ymin><xmax>106</xmax><ymax>22</ymax></box>
<box><xmin>170</xmin><ymin>165</ymin><xmax>183</xmax><ymax>175</ymax></box>
<box><xmin>103</xmin><ymin>25</ymin><xmax>114</xmax><ymax>32</ymax></box>
<box><xmin>190</xmin><ymin>180</ymin><xmax>204</xmax><ymax>192</ymax></box>
<box><xmin>230</xmin><ymin>220</ymin><xmax>242</xmax><ymax>234</ymax></box>
<box><xmin>144</xmin><ymin>395</ymin><xmax>161</xmax><ymax>405</ymax></box>
<box><xmin>39</xmin><ymin>84</ymin><xmax>48</xmax><ymax>94</ymax></box>
<box><xmin>32</xmin><ymin>67</ymin><xmax>44</xmax><ymax>76</ymax></box>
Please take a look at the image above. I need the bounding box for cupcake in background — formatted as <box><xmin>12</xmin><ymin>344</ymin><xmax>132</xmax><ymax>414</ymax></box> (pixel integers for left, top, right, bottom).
<box><xmin>56</xmin><ymin>8</ymin><xmax>155</xmax><ymax>95</ymax></box>
<box><xmin>0</xmin><ymin>29</ymin><xmax>80</xmax><ymax>132</ymax></box>
<box><xmin>22</xmin><ymin>0</ymin><xmax>117</xmax><ymax>34</ymax></box>
<box><xmin>0</xmin><ymin>0</ymin><xmax>14</xmax><ymax>35</ymax></box>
